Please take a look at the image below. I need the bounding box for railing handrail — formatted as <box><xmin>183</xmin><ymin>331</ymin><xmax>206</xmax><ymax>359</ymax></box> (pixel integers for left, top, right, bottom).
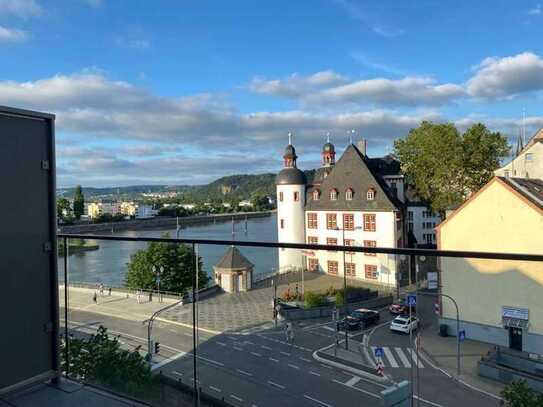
<box><xmin>56</xmin><ymin>233</ymin><xmax>543</xmax><ymax>262</ymax></box>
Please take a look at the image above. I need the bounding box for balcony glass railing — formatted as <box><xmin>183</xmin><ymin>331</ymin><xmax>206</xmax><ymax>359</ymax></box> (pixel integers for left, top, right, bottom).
<box><xmin>57</xmin><ymin>232</ymin><xmax>543</xmax><ymax>407</ymax></box>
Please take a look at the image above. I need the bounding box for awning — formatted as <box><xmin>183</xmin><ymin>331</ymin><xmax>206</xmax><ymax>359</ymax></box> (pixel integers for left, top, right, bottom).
<box><xmin>502</xmin><ymin>317</ymin><xmax>529</xmax><ymax>329</ymax></box>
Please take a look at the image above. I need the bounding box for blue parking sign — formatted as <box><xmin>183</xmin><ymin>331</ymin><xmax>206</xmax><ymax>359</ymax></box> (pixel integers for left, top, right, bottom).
<box><xmin>374</xmin><ymin>347</ymin><xmax>384</xmax><ymax>358</ymax></box>
<box><xmin>459</xmin><ymin>330</ymin><xmax>466</xmax><ymax>342</ymax></box>
<box><xmin>407</xmin><ymin>294</ymin><xmax>417</xmax><ymax>307</ymax></box>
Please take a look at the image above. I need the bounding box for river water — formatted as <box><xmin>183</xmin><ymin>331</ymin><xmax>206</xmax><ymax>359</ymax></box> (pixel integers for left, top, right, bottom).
<box><xmin>63</xmin><ymin>214</ymin><xmax>278</xmax><ymax>287</ymax></box>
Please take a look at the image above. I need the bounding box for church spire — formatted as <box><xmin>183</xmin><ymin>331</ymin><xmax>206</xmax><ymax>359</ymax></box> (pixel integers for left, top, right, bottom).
<box><xmin>283</xmin><ymin>132</ymin><xmax>297</xmax><ymax>168</ymax></box>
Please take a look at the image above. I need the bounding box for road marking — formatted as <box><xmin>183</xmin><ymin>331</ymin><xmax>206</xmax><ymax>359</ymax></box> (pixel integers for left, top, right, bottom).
<box><xmin>251</xmin><ymin>352</ymin><xmax>262</xmax><ymax>357</ymax></box>
<box><xmin>151</xmin><ymin>352</ymin><xmax>187</xmax><ymax>370</ymax></box>
<box><xmin>321</xmin><ymin>326</ymin><xmax>335</xmax><ymax>332</ymax></box>
<box><xmin>303</xmin><ymin>394</ymin><xmax>333</xmax><ymax>407</ymax></box>
<box><xmin>236</xmin><ymin>369</ymin><xmax>253</xmax><ymax>377</ymax></box>
<box><xmin>414</xmin><ymin>395</ymin><xmax>445</xmax><ymax>407</ymax></box>
<box><xmin>183</xmin><ymin>332</ymin><xmax>192</xmax><ymax>337</ymax></box>
<box><xmin>345</xmin><ymin>376</ymin><xmax>361</xmax><ymax>387</ymax></box>
<box><xmin>216</xmin><ymin>341</ymin><xmax>227</xmax><ymax>346</ymax></box>
<box><xmin>227</xmin><ymin>336</ymin><xmax>238</xmax><ymax>341</ymax></box>
<box><xmin>209</xmin><ymin>386</ymin><xmax>221</xmax><ymax>393</ymax></box>
<box><xmin>383</xmin><ymin>347</ymin><xmax>399</xmax><ymax>368</ymax></box>
<box><xmin>288</xmin><ymin>363</ymin><xmax>300</xmax><ymax>370</ymax></box>
<box><xmin>300</xmin><ymin>357</ymin><xmax>311</xmax><ymax>362</ymax></box>
<box><xmin>309</xmin><ymin>371</ymin><xmax>321</xmax><ymax>377</ymax></box>
<box><xmin>332</xmin><ymin>379</ymin><xmax>380</xmax><ymax>399</ymax></box>
<box><xmin>261</xmin><ymin>345</ymin><xmax>273</xmax><ymax>350</ymax></box>
<box><xmin>320</xmin><ymin>364</ymin><xmax>332</xmax><ymax>369</ymax></box>
<box><xmin>395</xmin><ymin>347</ymin><xmax>411</xmax><ymax>368</ymax></box>
<box><xmin>280</xmin><ymin>351</ymin><xmax>290</xmax><ymax>356</ymax></box>
<box><xmin>269</xmin><ymin>357</ymin><xmax>279</xmax><ymax>363</ymax></box>
<box><xmin>244</xmin><ymin>340</ymin><xmax>255</xmax><ymax>345</ymax></box>
<box><xmin>197</xmin><ymin>354</ymin><xmax>225</xmax><ymax>367</ymax></box>
<box><xmin>233</xmin><ymin>346</ymin><xmax>243</xmax><ymax>351</ymax></box>
<box><xmin>230</xmin><ymin>394</ymin><xmax>243</xmax><ymax>402</ymax></box>
<box><xmin>267</xmin><ymin>380</ymin><xmax>285</xmax><ymax>389</ymax></box>
<box><xmin>172</xmin><ymin>371</ymin><xmax>183</xmax><ymax>376</ymax></box>
<box><xmin>408</xmin><ymin>348</ymin><xmax>424</xmax><ymax>368</ymax></box>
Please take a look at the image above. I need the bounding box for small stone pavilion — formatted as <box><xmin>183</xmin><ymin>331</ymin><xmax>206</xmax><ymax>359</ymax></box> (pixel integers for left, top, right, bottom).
<box><xmin>213</xmin><ymin>246</ymin><xmax>254</xmax><ymax>293</ymax></box>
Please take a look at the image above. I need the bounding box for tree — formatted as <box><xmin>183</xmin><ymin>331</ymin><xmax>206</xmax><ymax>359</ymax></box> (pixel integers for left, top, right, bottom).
<box><xmin>57</xmin><ymin>197</ymin><xmax>72</xmax><ymax>221</ymax></box>
<box><xmin>73</xmin><ymin>185</ymin><xmax>85</xmax><ymax>219</ymax></box>
<box><xmin>61</xmin><ymin>326</ymin><xmax>155</xmax><ymax>396</ymax></box>
<box><xmin>394</xmin><ymin>121</ymin><xmax>509</xmax><ymax>215</ymax></box>
<box><xmin>501</xmin><ymin>380</ymin><xmax>543</xmax><ymax>407</ymax></box>
<box><xmin>125</xmin><ymin>233</ymin><xmax>208</xmax><ymax>293</ymax></box>
<box><xmin>251</xmin><ymin>193</ymin><xmax>271</xmax><ymax>211</ymax></box>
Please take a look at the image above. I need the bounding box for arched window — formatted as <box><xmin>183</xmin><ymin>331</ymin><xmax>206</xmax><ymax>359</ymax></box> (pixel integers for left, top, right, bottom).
<box><xmin>330</xmin><ymin>188</ymin><xmax>338</xmax><ymax>201</ymax></box>
<box><xmin>367</xmin><ymin>188</ymin><xmax>375</xmax><ymax>201</ymax></box>
<box><xmin>345</xmin><ymin>188</ymin><xmax>354</xmax><ymax>201</ymax></box>
<box><xmin>313</xmin><ymin>189</ymin><xmax>320</xmax><ymax>201</ymax></box>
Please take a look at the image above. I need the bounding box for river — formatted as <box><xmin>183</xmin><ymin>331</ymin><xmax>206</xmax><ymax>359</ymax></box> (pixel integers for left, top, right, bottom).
<box><xmin>63</xmin><ymin>214</ymin><xmax>278</xmax><ymax>287</ymax></box>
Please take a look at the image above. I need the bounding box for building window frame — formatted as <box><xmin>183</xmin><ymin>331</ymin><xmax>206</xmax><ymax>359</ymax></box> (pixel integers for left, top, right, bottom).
<box><xmin>330</xmin><ymin>188</ymin><xmax>338</xmax><ymax>201</ymax></box>
<box><xmin>313</xmin><ymin>189</ymin><xmax>320</xmax><ymax>201</ymax></box>
<box><xmin>326</xmin><ymin>213</ymin><xmax>337</xmax><ymax>229</ymax></box>
<box><xmin>279</xmin><ymin>191</ymin><xmax>284</xmax><ymax>202</ymax></box>
<box><xmin>363</xmin><ymin>214</ymin><xmax>376</xmax><ymax>232</ymax></box>
<box><xmin>345</xmin><ymin>188</ymin><xmax>354</xmax><ymax>201</ymax></box>
<box><xmin>294</xmin><ymin>191</ymin><xmax>299</xmax><ymax>202</ymax></box>
<box><xmin>308</xmin><ymin>258</ymin><xmax>319</xmax><ymax>271</ymax></box>
<box><xmin>307</xmin><ymin>236</ymin><xmax>318</xmax><ymax>244</ymax></box>
<box><xmin>343</xmin><ymin>213</ymin><xmax>354</xmax><ymax>230</ymax></box>
<box><xmin>366</xmin><ymin>188</ymin><xmax>375</xmax><ymax>201</ymax></box>
<box><xmin>326</xmin><ymin>237</ymin><xmax>338</xmax><ymax>251</ymax></box>
<box><xmin>280</xmin><ymin>219</ymin><xmax>285</xmax><ymax>229</ymax></box>
<box><xmin>327</xmin><ymin>260</ymin><xmax>338</xmax><ymax>275</ymax></box>
<box><xmin>363</xmin><ymin>240</ymin><xmax>377</xmax><ymax>256</ymax></box>
<box><xmin>365</xmin><ymin>264</ymin><xmax>378</xmax><ymax>280</ymax></box>
<box><xmin>307</xmin><ymin>212</ymin><xmax>318</xmax><ymax>229</ymax></box>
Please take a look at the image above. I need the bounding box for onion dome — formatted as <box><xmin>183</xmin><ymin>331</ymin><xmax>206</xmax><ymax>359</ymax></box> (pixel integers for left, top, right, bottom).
<box><xmin>276</xmin><ymin>167</ymin><xmax>306</xmax><ymax>185</ymax></box>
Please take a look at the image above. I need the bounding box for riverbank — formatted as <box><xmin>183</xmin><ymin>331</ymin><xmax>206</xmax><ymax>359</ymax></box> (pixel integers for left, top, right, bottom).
<box><xmin>58</xmin><ymin>242</ymin><xmax>100</xmax><ymax>256</ymax></box>
<box><xmin>59</xmin><ymin>210</ymin><xmax>272</xmax><ymax>234</ymax></box>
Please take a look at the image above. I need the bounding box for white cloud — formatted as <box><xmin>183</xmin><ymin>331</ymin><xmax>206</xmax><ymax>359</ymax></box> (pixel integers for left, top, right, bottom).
<box><xmin>350</xmin><ymin>51</ymin><xmax>406</xmax><ymax>76</ymax></box>
<box><xmin>333</xmin><ymin>0</ymin><xmax>404</xmax><ymax>38</ymax></box>
<box><xmin>0</xmin><ymin>0</ymin><xmax>41</xmax><ymax>17</ymax></box>
<box><xmin>0</xmin><ymin>25</ymin><xmax>28</xmax><ymax>42</ymax></box>
<box><xmin>467</xmin><ymin>52</ymin><xmax>543</xmax><ymax>99</ymax></box>
<box><xmin>250</xmin><ymin>70</ymin><xmax>347</xmax><ymax>98</ymax></box>
<box><xmin>528</xmin><ymin>4</ymin><xmax>542</xmax><ymax>15</ymax></box>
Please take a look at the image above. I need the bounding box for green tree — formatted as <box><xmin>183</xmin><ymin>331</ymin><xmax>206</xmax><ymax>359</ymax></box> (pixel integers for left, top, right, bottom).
<box><xmin>501</xmin><ymin>380</ymin><xmax>543</xmax><ymax>407</ymax></box>
<box><xmin>61</xmin><ymin>326</ymin><xmax>155</xmax><ymax>397</ymax></box>
<box><xmin>73</xmin><ymin>185</ymin><xmax>85</xmax><ymax>219</ymax></box>
<box><xmin>394</xmin><ymin>121</ymin><xmax>509</xmax><ymax>215</ymax></box>
<box><xmin>125</xmin><ymin>233</ymin><xmax>208</xmax><ymax>293</ymax></box>
<box><xmin>251</xmin><ymin>193</ymin><xmax>271</xmax><ymax>211</ymax></box>
<box><xmin>57</xmin><ymin>197</ymin><xmax>72</xmax><ymax>221</ymax></box>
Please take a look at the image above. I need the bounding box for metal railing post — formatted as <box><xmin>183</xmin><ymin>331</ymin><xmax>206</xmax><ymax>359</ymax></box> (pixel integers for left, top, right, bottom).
<box><xmin>192</xmin><ymin>242</ymin><xmax>199</xmax><ymax>407</ymax></box>
<box><xmin>63</xmin><ymin>236</ymin><xmax>69</xmax><ymax>377</ymax></box>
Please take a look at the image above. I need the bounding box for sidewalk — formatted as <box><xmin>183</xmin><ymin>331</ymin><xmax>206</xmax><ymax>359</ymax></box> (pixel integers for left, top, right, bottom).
<box><xmin>420</xmin><ymin>326</ymin><xmax>505</xmax><ymax>399</ymax></box>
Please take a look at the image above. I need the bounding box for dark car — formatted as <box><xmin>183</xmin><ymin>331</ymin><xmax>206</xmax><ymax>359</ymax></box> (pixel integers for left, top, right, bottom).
<box><xmin>340</xmin><ymin>308</ymin><xmax>380</xmax><ymax>331</ymax></box>
<box><xmin>389</xmin><ymin>299</ymin><xmax>415</xmax><ymax>315</ymax></box>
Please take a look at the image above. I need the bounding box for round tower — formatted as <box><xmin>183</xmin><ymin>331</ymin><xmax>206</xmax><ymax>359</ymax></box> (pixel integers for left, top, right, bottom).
<box><xmin>276</xmin><ymin>133</ymin><xmax>306</xmax><ymax>273</ymax></box>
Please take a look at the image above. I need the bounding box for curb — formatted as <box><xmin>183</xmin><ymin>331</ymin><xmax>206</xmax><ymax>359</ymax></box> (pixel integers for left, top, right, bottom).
<box><xmin>312</xmin><ymin>344</ymin><xmax>388</xmax><ymax>383</ymax></box>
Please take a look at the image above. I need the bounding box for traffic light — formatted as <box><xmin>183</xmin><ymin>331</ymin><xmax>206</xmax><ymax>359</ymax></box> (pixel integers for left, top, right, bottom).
<box><xmin>154</xmin><ymin>341</ymin><xmax>160</xmax><ymax>354</ymax></box>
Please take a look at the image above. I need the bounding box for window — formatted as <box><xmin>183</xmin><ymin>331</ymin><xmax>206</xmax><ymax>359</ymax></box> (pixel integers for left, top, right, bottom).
<box><xmin>327</xmin><ymin>261</ymin><xmax>338</xmax><ymax>275</ymax></box>
<box><xmin>363</xmin><ymin>240</ymin><xmax>376</xmax><ymax>256</ymax></box>
<box><xmin>365</xmin><ymin>264</ymin><xmax>378</xmax><ymax>280</ymax></box>
<box><xmin>294</xmin><ymin>191</ymin><xmax>299</xmax><ymax>202</ymax></box>
<box><xmin>330</xmin><ymin>189</ymin><xmax>338</xmax><ymax>201</ymax></box>
<box><xmin>504</xmin><ymin>170</ymin><xmax>510</xmax><ymax>177</ymax></box>
<box><xmin>307</xmin><ymin>213</ymin><xmax>318</xmax><ymax>229</ymax></box>
<box><xmin>408</xmin><ymin>211</ymin><xmax>413</xmax><ymax>221</ymax></box>
<box><xmin>345</xmin><ymin>188</ymin><xmax>353</xmax><ymax>201</ymax></box>
<box><xmin>345</xmin><ymin>263</ymin><xmax>356</xmax><ymax>277</ymax></box>
<box><xmin>344</xmin><ymin>238</ymin><xmax>355</xmax><ymax>254</ymax></box>
<box><xmin>326</xmin><ymin>237</ymin><xmax>337</xmax><ymax>251</ymax></box>
<box><xmin>307</xmin><ymin>236</ymin><xmax>318</xmax><ymax>244</ymax></box>
<box><xmin>526</xmin><ymin>153</ymin><xmax>534</xmax><ymax>162</ymax></box>
<box><xmin>326</xmin><ymin>213</ymin><xmax>337</xmax><ymax>229</ymax></box>
<box><xmin>280</xmin><ymin>219</ymin><xmax>285</xmax><ymax>229</ymax></box>
<box><xmin>308</xmin><ymin>258</ymin><xmax>319</xmax><ymax>271</ymax></box>
<box><xmin>363</xmin><ymin>214</ymin><xmax>376</xmax><ymax>232</ymax></box>
<box><xmin>367</xmin><ymin>188</ymin><xmax>375</xmax><ymax>200</ymax></box>
<box><xmin>279</xmin><ymin>191</ymin><xmax>284</xmax><ymax>202</ymax></box>
<box><xmin>313</xmin><ymin>189</ymin><xmax>320</xmax><ymax>201</ymax></box>
<box><xmin>343</xmin><ymin>213</ymin><xmax>354</xmax><ymax>230</ymax></box>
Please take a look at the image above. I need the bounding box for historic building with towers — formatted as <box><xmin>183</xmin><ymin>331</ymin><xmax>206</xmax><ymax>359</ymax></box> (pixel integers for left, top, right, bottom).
<box><xmin>275</xmin><ymin>135</ymin><xmax>440</xmax><ymax>287</ymax></box>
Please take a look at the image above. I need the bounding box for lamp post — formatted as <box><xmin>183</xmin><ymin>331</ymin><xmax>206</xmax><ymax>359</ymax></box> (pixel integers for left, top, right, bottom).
<box><xmin>152</xmin><ymin>265</ymin><xmax>164</xmax><ymax>303</ymax></box>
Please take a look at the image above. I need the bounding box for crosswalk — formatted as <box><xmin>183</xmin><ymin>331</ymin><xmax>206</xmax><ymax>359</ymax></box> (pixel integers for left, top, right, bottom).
<box><xmin>371</xmin><ymin>346</ymin><xmax>425</xmax><ymax>368</ymax></box>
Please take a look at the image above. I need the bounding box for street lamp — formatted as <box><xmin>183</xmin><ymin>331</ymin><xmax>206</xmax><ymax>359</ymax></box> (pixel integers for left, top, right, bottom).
<box><xmin>152</xmin><ymin>265</ymin><xmax>164</xmax><ymax>303</ymax></box>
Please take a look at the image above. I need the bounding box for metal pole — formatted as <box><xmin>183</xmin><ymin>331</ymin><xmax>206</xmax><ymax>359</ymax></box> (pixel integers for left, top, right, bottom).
<box><xmin>63</xmin><ymin>236</ymin><xmax>69</xmax><ymax>376</ymax></box>
<box><xmin>191</xmin><ymin>242</ymin><xmax>199</xmax><ymax>406</ymax></box>
<box><xmin>409</xmin><ymin>298</ymin><xmax>414</xmax><ymax>407</ymax></box>
<box><xmin>342</xmin><ymin>227</ymin><xmax>348</xmax><ymax>350</ymax></box>
<box><xmin>415</xmin><ymin>256</ymin><xmax>420</xmax><ymax>406</ymax></box>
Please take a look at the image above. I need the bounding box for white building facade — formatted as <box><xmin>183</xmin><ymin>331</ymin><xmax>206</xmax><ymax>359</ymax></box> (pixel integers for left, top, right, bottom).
<box><xmin>495</xmin><ymin>129</ymin><xmax>543</xmax><ymax>180</ymax></box>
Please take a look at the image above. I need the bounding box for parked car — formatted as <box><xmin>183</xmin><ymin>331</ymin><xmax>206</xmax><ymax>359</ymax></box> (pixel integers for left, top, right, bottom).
<box><xmin>340</xmin><ymin>308</ymin><xmax>380</xmax><ymax>330</ymax></box>
<box><xmin>389</xmin><ymin>299</ymin><xmax>415</xmax><ymax>315</ymax></box>
<box><xmin>390</xmin><ymin>316</ymin><xmax>418</xmax><ymax>334</ymax></box>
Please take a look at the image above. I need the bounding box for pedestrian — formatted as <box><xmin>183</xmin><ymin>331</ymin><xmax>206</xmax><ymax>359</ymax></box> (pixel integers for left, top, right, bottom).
<box><xmin>149</xmin><ymin>291</ymin><xmax>153</xmax><ymax>302</ymax></box>
<box><xmin>92</xmin><ymin>292</ymin><xmax>97</xmax><ymax>304</ymax></box>
<box><xmin>99</xmin><ymin>283</ymin><xmax>104</xmax><ymax>296</ymax></box>
<box><xmin>108</xmin><ymin>287</ymin><xmax>111</xmax><ymax>296</ymax></box>
<box><xmin>332</xmin><ymin>306</ymin><xmax>337</xmax><ymax>321</ymax></box>
<box><xmin>137</xmin><ymin>290</ymin><xmax>141</xmax><ymax>304</ymax></box>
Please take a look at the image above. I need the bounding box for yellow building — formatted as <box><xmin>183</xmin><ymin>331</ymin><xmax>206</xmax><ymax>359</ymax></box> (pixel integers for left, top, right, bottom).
<box><xmin>437</xmin><ymin>176</ymin><xmax>543</xmax><ymax>354</ymax></box>
<box><xmin>120</xmin><ymin>201</ymin><xmax>137</xmax><ymax>217</ymax></box>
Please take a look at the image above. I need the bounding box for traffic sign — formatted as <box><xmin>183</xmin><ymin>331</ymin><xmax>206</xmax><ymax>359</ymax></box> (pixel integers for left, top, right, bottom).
<box><xmin>433</xmin><ymin>303</ymin><xmax>440</xmax><ymax>316</ymax></box>
<box><xmin>376</xmin><ymin>361</ymin><xmax>384</xmax><ymax>376</ymax></box>
<box><xmin>407</xmin><ymin>294</ymin><xmax>417</xmax><ymax>307</ymax></box>
<box><xmin>459</xmin><ymin>330</ymin><xmax>466</xmax><ymax>342</ymax></box>
<box><xmin>374</xmin><ymin>347</ymin><xmax>384</xmax><ymax>358</ymax></box>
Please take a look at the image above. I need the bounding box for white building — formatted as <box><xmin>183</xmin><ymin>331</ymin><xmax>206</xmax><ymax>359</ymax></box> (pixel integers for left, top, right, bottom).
<box><xmin>275</xmin><ymin>138</ymin><xmax>440</xmax><ymax>286</ymax></box>
<box><xmin>495</xmin><ymin>128</ymin><xmax>543</xmax><ymax>180</ymax></box>
<box><xmin>136</xmin><ymin>204</ymin><xmax>157</xmax><ymax>219</ymax></box>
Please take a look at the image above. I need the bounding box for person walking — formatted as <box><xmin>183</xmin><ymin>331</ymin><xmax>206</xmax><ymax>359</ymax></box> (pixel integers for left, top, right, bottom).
<box><xmin>108</xmin><ymin>287</ymin><xmax>111</xmax><ymax>296</ymax></box>
<box><xmin>99</xmin><ymin>283</ymin><xmax>104</xmax><ymax>296</ymax></box>
<box><xmin>92</xmin><ymin>292</ymin><xmax>97</xmax><ymax>304</ymax></box>
<box><xmin>137</xmin><ymin>290</ymin><xmax>141</xmax><ymax>304</ymax></box>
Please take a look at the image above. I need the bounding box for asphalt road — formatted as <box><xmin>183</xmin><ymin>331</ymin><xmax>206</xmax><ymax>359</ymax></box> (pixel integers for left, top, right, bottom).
<box><xmin>61</xmin><ymin>299</ymin><xmax>501</xmax><ymax>407</ymax></box>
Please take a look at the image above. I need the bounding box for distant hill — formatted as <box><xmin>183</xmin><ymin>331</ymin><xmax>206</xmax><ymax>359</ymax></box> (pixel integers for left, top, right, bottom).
<box><xmin>57</xmin><ymin>170</ymin><xmax>316</xmax><ymax>202</ymax></box>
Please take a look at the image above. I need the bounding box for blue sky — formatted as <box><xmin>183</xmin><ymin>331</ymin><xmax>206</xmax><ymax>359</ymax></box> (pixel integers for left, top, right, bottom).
<box><xmin>2</xmin><ymin>0</ymin><xmax>543</xmax><ymax>187</ymax></box>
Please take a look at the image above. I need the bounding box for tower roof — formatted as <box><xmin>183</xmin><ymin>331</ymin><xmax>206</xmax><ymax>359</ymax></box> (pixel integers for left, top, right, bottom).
<box><xmin>276</xmin><ymin>167</ymin><xmax>306</xmax><ymax>185</ymax></box>
<box><xmin>323</xmin><ymin>142</ymin><xmax>335</xmax><ymax>153</ymax></box>
<box><xmin>214</xmin><ymin>246</ymin><xmax>254</xmax><ymax>270</ymax></box>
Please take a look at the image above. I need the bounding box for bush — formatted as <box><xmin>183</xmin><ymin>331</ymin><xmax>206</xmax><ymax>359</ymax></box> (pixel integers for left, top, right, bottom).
<box><xmin>501</xmin><ymin>380</ymin><xmax>543</xmax><ymax>407</ymax></box>
<box><xmin>335</xmin><ymin>287</ymin><xmax>372</xmax><ymax>305</ymax></box>
<box><xmin>304</xmin><ymin>292</ymin><xmax>327</xmax><ymax>309</ymax></box>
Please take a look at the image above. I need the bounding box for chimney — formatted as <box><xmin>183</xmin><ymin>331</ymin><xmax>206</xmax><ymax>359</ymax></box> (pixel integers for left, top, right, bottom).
<box><xmin>357</xmin><ymin>139</ymin><xmax>367</xmax><ymax>156</ymax></box>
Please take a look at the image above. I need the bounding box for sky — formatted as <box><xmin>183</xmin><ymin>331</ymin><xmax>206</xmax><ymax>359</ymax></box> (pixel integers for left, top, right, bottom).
<box><xmin>3</xmin><ymin>0</ymin><xmax>543</xmax><ymax>187</ymax></box>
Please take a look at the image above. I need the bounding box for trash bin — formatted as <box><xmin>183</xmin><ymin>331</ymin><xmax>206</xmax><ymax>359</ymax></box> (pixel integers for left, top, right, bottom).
<box><xmin>439</xmin><ymin>324</ymin><xmax>448</xmax><ymax>337</ymax></box>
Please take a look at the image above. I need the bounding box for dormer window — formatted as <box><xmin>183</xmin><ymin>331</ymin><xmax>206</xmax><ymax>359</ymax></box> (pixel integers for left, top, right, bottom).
<box><xmin>367</xmin><ymin>188</ymin><xmax>375</xmax><ymax>201</ymax></box>
<box><xmin>330</xmin><ymin>188</ymin><xmax>338</xmax><ymax>201</ymax></box>
<box><xmin>313</xmin><ymin>189</ymin><xmax>320</xmax><ymax>201</ymax></box>
<box><xmin>345</xmin><ymin>188</ymin><xmax>354</xmax><ymax>201</ymax></box>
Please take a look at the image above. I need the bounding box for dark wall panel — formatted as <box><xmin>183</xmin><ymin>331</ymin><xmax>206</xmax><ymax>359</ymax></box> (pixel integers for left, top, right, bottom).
<box><xmin>0</xmin><ymin>108</ymin><xmax>57</xmax><ymax>391</ymax></box>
